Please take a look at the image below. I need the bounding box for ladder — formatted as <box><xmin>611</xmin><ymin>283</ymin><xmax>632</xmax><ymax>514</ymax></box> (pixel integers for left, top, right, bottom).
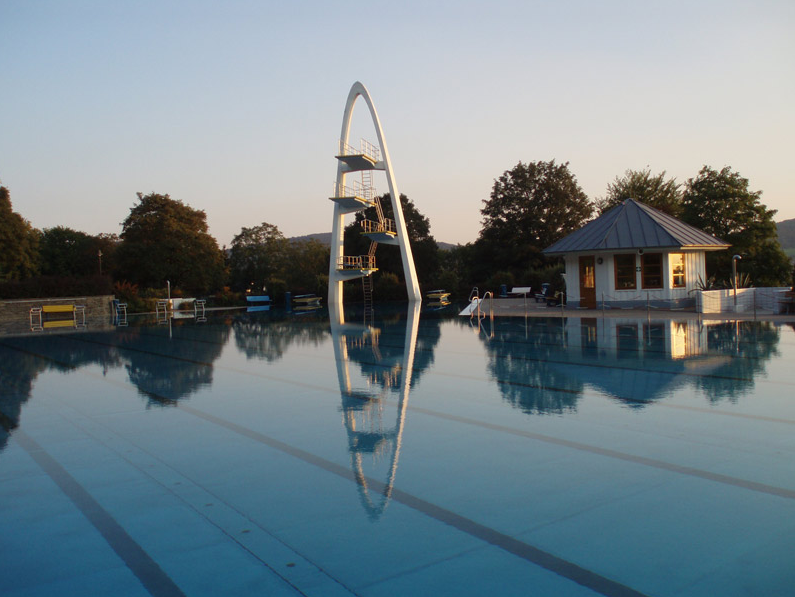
<box><xmin>362</xmin><ymin>274</ymin><xmax>374</xmax><ymax>326</ymax></box>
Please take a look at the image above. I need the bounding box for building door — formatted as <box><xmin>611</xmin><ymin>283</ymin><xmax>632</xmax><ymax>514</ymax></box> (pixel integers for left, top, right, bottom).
<box><xmin>579</xmin><ymin>256</ymin><xmax>596</xmax><ymax>309</ymax></box>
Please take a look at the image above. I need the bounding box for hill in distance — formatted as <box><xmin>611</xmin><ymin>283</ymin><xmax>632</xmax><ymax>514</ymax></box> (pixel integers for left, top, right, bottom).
<box><xmin>777</xmin><ymin>218</ymin><xmax>795</xmax><ymax>250</ymax></box>
<box><xmin>290</xmin><ymin>232</ymin><xmax>459</xmax><ymax>251</ymax></box>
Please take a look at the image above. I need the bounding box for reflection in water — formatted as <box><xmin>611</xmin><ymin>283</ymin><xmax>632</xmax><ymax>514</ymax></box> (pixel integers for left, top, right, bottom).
<box><xmin>479</xmin><ymin>316</ymin><xmax>782</xmax><ymax>412</ymax></box>
<box><xmin>330</xmin><ymin>303</ymin><xmax>421</xmax><ymax>520</ymax></box>
<box><xmin>480</xmin><ymin>318</ymin><xmax>584</xmax><ymax>415</ymax></box>
<box><xmin>233</xmin><ymin>317</ymin><xmax>328</xmax><ymax>362</ymax></box>
<box><xmin>117</xmin><ymin>325</ymin><xmax>230</xmax><ymax>405</ymax></box>
<box><xmin>0</xmin><ymin>336</ymin><xmax>126</xmax><ymax>450</ymax></box>
<box><xmin>695</xmin><ymin>320</ymin><xmax>781</xmax><ymax>402</ymax></box>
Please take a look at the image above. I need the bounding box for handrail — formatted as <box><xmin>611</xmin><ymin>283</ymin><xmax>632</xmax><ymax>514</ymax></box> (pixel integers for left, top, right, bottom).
<box><xmin>338</xmin><ymin>138</ymin><xmax>381</xmax><ymax>162</ymax></box>
<box><xmin>480</xmin><ymin>291</ymin><xmax>494</xmax><ymax>321</ymax></box>
<box><xmin>338</xmin><ymin>255</ymin><xmax>377</xmax><ymax>270</ymax></box>
<box><xmin>332</xmin><ymin>181</ymin><xmax>376</xmax><ymax>202</ymax></box>
<box><xmin>361</xmin><ymin>219</ymin><xmax>396</xmax><ymax>234</ymax></box>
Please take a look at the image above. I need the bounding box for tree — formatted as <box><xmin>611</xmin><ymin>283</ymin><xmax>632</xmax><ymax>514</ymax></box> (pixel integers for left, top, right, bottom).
<box><xmin>115</xmin><ymin>193</ymin><xmax>225</xmax><ymax>294</ymax></box>
<box><xmin>476</xmin><ymin>160</ymin><xmax>592</xmax><ymax>279</ymax></box>
<box><xmin>284</xmin><ymin>239</ymin><xmax>329</xmax><ymax>295</ymax></box>
<box><xmin>0</xmin><ymin>185</ymin><xmax>40</xmax><ymax>281</ymax></box>
<box><xmin>682</xmin><ymin>166</ymin><xmax>791</xmax><ymax>287</ymax></box>
<box><xmin>344</xmin><ymin>193</ymin><xmax>440</xmax><ymax>289</ymax></box>
<box><xmin>227</xmin><ymin>222</ymin><xmax>289</xmax><ymax>292</ymax></box>
<box><xmin>595</xmin><ymin>168</ymin><xmax>682</xmax><ymax>216</ymax></box>
<box><xmin>38</xmin><ymin>227</ymin><xmax>118</xmax><ymax>277</ymax></box>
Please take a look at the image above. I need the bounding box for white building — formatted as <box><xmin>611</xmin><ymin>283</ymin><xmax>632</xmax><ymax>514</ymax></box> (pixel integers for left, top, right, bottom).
<box><xmin>543</xmin><ymin>199</ymin><xmax>729</xmax><ymax>309</ymax></box>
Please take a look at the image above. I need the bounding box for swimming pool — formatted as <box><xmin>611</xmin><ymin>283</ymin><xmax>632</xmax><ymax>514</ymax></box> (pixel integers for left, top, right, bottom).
<box><xmin>1</xmin><ymin>305</ymin><xmax>793</xmax><ymax>596</ymax></box>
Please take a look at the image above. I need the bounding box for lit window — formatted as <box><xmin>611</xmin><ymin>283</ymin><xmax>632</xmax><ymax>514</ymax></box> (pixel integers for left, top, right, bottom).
<box><xmin>641</xmin><ymin>253</ymin><xmax>663</xmax><ymax>289</ymax></box>
<box><xmin>671</xmin><ymin>253</ymin><xmax>686</xmax><ymax>288</ymax></box>
<box><xmin>614</xmin><ymin>254</ymin><xmax>636</xmax><ymax>290</ymax></box>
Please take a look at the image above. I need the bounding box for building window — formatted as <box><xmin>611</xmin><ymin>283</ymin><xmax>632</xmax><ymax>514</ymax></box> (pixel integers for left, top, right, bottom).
<box><xmin>641</xmin><ymin>253</ymin><xmax>663</xmax><ymax>289</ymax></box>
<box><xmin>614</xmin><ymin>254</ymin><xmax>636</xmax><ymax>290</ymax></box>
<box><xmin>671</xmin><ymin>253</ymin><xmax>686</xmax><ymax>288</ymax></box>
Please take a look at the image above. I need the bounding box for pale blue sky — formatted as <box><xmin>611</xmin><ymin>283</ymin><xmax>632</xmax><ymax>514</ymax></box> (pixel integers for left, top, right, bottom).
<box><xmin>2</xmin><ymin>0</ymin><xmax>793</xmax><ymax>246</ymax></box>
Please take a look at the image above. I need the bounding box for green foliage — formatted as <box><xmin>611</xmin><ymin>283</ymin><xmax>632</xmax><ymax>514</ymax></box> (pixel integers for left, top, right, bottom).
<box><xmin>373</xmin><ymin>271</ymin><xmax>404</xmax><ymax>300</ymax></box>
<box><xmin>484</xmin><ymin>270</ymin><xmax>515</xmax><ymax>294</ymax></box>
<box><xmin>476</xmin><ymin>160</ymin><xmax>592</xmax><ymax>281</ymax></box>
<box><xmin>228</xmin><ymin>223</ymin><xmax>328</xmax><ymax>298</ymax></box>
<box><xmin>522</xmin><ymin>263</ymin><xmax>566</xmax><ymax>294</ymax></box>
<box><xmin>228</xmin><ymin>222</ymin><xmax>288</xmax><ymax>292</ymax></box>
<box><xmin>113</xmin><ymin>280</ymin><xmax>147</xmax><ymax>312</ymax></box>
<box><xmin>0</xmin><ymin>186</ymin><xmax>40</xmax><ymax>281</ymax></box>
<box><xmin>0</xmin><ymin>274</ymin><xmax>113</xmax><ymax>299</ymax></box>
<box><xmin>595</xmin><ymin>168</ymin><xmax>682</xmax><ymax>216</ymax></box>
<box><xmin>39</xmin><ymin>227</ymin><xmax>119</xmax><ymax>277</ymax></box>
<box><xmin>284</xmin><ymin>239</ymin><xmax>329</xmax><ymax>295</ymax></box>
<box><xmin>115</xmin><ymin>192</ymin><xmax>226</xmax><ymax>294</ymax></box>
<box><xmin>344</xmin><ymin>193</ymin><xmax>440</xmax><ymax>289</ymax></box>
<box><xmin>682</xmin><ymin>166</ymin><xmax>792</xmax><ymax>287</ymax></box>
<box><xmin>688</xmin><ymin>273</ymin><xmax>719</xmax><ymax>292</ymax></box>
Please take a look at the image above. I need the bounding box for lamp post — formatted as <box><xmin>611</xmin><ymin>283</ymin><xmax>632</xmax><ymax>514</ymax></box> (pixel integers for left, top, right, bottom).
<box><xmin>732</xmin><ymin>254</ymin><xmax>742</xmax><ymax>307</ymax></box>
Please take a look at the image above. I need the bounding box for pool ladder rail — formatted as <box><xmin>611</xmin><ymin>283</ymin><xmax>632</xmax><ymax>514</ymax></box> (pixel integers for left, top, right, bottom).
<box><xmin>464</xmin><ymin>287</ymin><xmax>494</xmax><ymax>338</ymax></box>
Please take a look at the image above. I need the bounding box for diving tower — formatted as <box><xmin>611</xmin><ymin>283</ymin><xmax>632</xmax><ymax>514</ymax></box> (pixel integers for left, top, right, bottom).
<box><xmin>328</xmin><ymin>82</ymin><xmax>421</xmax><ymax>307</ymax></box>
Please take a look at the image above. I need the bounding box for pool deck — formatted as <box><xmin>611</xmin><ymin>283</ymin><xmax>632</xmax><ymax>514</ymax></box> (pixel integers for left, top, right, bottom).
<box><xmin>468</xmin><ymin>297</ymin><xmax>795</xmax><ymax>322</ymax></box>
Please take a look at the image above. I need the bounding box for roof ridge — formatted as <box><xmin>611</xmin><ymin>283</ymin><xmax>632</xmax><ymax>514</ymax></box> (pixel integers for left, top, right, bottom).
<box><xmin>597</xmin><ymin>200</ymin><xmax>631</xmax><ymax>249</ymax></box>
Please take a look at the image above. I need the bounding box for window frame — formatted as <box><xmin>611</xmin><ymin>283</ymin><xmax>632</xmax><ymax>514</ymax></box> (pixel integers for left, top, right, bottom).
<box><xmin>670</xmin><ymin>253</ymin><xmax>686</xmax><ymax>288</ymax></box>
<box><xmin>613</xmin><ymin>253</ymin><xmax>637</xmax><ymax>291</ymax></box>
<box><xmin>641</xmin><ymin>253</ymin><xmax>663</xmax><ymax>289</ymax></box>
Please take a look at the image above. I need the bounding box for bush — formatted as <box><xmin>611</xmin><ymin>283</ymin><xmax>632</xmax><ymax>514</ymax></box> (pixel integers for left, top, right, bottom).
<box><xmin>209</xmin><ymin>287</ymin><xmax>243</xmax><ymax>308</ymax></box>
<box><xmin>484</xmin><ymin>271</ymin><xmax>515</xmax><ymax>295</ymax></box>
<box><xmin>267</xmin><ymin>278</ymin><xmax>289</xmax><ymax>305</ymax></box>
<box><xmin>523</xmin><ymin>263</ymin><xmax>566</xmax><ymax>293</ymax></box>
<box><xmin>374</xmin><ymin>272</ymin><xmax>405</xmax><ymax>300</ymax></box>
<box><xmin>0</xmin><ymin>275</ymin><xmax>113</xmax><ymax>299</ymax></box>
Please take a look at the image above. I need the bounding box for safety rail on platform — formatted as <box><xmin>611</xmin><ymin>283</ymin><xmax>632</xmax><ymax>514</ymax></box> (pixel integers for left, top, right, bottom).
<box><xmin>337</xmin><ymin>138</ymin><xmax>381</xmax><ymax>162</ymax></box>
<box><xmin>332</xmin><ymin>180</ymin><xmax>377</xmax><ymax>203</ymax></box>
<box><xmin>361</xmin><ymin>219</ymin><xmax>396</xmax><ymax>234</ymax></box>
<box><xmin>337</xmin><ymin>255</ymin><xmax>377</xmax><ymax>270</ymax></box>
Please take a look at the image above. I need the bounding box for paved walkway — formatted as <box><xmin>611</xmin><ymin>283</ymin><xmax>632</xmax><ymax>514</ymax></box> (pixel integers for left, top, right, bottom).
<box><xmin>465</xmin><ymin>297</ymin><xmax>795</xmax><ymax>322</ymax></box>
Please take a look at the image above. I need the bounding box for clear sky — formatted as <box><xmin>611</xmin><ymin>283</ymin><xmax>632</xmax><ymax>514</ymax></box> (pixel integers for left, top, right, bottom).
<box><xmin>2</xmin><ymin>0</ymin><xmax>793</xmax><ymax>247</ymax></box>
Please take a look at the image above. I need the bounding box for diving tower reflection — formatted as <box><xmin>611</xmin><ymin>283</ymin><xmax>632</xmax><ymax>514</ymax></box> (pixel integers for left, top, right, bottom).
<box><xmin>329</xmin><ymin>302</ymin><xmax>421</xmax><ymax>520</ymax></box>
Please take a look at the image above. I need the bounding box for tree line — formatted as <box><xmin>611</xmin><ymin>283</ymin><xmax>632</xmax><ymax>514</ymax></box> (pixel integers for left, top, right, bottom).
<box><xmin>1</xmin><ymin>161</ymin><xmax>791</xmax><ymax>306</ymax></box>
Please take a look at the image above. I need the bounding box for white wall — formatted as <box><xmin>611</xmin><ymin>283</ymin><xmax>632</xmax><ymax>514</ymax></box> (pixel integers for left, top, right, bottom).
<box><xmin>697</xmin><ymin>287</ymin><xmax>791</xmax><ymax>313</ymax></box>
<box><xmin>562</xmin><ymin>250</ymin><xmax>709</xmax><ymax>307</ymax></box>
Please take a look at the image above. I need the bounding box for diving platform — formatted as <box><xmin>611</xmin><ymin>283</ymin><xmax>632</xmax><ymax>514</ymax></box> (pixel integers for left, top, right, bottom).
<box><xmin>330</xmin><ymin>181</ymin><xmax>376</xmax><ymax>214</ymax></box>
<box><xmin>336</xmin><ymin>255</ymin><xmax>377</xmax><ymax>280</ymax></box>
<box><xmin>361</xmin><ymin>219</ymin><xmax>398</xmax><ymax>245</ymax></box>
<box><xmin>336</xmin><ymin>140</ymin><xmax>384</xmax><ymax>172</ymax></box>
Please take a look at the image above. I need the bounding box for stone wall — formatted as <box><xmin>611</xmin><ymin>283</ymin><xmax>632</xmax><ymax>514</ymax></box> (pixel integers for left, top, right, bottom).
<box><xmin>0</xmin><ymin>295</ymin><xmax>116</xmax><ymax>337</ymax></box>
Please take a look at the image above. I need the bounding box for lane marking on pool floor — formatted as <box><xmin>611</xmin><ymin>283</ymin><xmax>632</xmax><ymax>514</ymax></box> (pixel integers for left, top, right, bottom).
<box><xmin>178</xmin><ymin>405</ymin><xmax>650</xmax><ymax>597</ymax></box>
<box><xmin>5</xmin><ymin>337</ymin><xmax>795</xmax><ymax>500</ymax></box>
<box><xmin>46</xmin><ymin>402</ymin><xmax>361</xmax><ymax>597</ymax></box>
<box><xmin>3</xmin><ymin>338</ymin><xmax>791</xmax><ymax>597</ymax></box>
<box><xmin>12</xmin><ymin>430</ymin><xmax>187</xmax><ymax>597</ymax></box>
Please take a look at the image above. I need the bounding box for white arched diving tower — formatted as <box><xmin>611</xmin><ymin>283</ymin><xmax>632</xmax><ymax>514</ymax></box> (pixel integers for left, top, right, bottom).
<box><xmin>328</xmin><ymin>82</ymin><xmax>421</xmax><ymax>308</ymax></box>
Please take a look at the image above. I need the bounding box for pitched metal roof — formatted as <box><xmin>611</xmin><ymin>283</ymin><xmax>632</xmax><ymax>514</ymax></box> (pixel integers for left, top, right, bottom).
<box><xmin>543</xmin><ymin>199</ymin><xmax>729</xmax><ymax>255</ymax></box>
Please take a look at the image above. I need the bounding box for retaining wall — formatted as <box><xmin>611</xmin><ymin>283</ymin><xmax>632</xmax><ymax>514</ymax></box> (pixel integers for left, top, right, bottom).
<box><xmin>0</xmin><ymin>295</ymin><xmax>116</xmax><ymax>336</ymax></box>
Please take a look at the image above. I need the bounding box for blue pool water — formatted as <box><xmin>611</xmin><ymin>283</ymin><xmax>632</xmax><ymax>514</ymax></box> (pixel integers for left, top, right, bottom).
<box><xmin>1</xmin><ymin>304</ymin><xmax>794</xmax><ymax>596</ymax></box>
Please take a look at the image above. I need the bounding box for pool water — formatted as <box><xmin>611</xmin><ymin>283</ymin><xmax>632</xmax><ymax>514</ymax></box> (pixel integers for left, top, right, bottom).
<box><xmin>1</xmin><ymin>305</ymin><xmax>793</xmax><ymax>597</ymax></box>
